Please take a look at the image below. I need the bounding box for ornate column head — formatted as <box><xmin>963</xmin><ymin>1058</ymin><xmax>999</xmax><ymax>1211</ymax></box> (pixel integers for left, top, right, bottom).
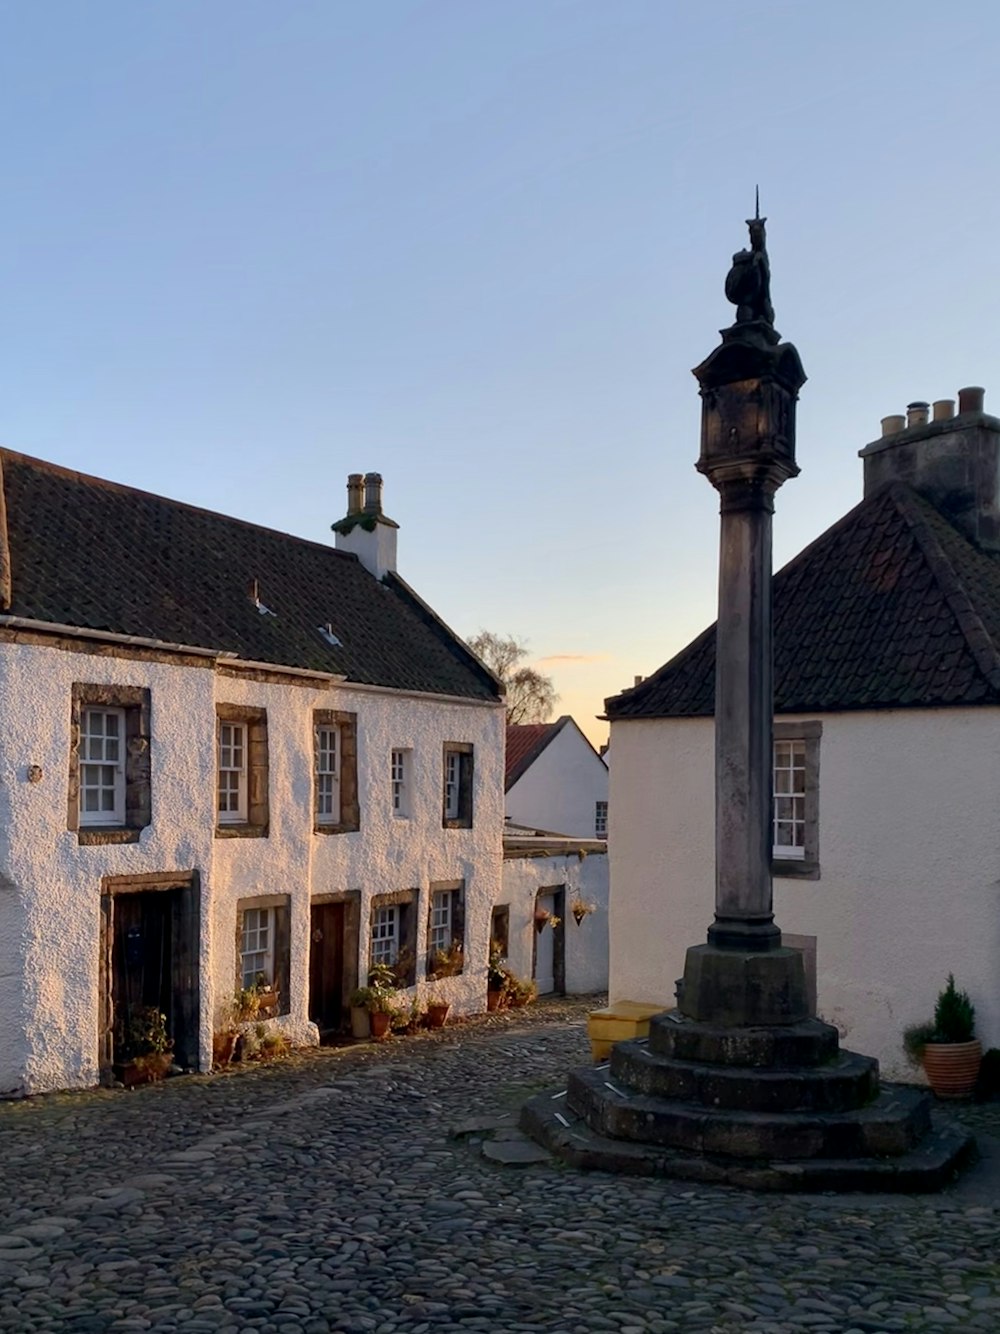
<box><xmin>693</xmin><ymin>206</ymin><xmax>807</xmax><ymax>499</ymax></box>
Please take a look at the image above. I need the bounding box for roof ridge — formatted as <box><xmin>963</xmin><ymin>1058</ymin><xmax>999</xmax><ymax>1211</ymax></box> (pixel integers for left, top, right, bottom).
<box><xmin>890</xmin><ymin>484</ymin><xmax>1000</xmax><ymax>694</ymax></box>
<box><xmin>504</xmin><ymin>715</ymin><xmax>566</xmax><ymax>789</ymax></box>
<box><xmin>0</xmin><ymin>448</ymin><xmax>359</xmax><ymax>564</ymax></box>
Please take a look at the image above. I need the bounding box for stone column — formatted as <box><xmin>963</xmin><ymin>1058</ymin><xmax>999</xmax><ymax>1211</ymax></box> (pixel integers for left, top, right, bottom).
<box><xmin>680</xmin><ymin>212</ymin><xmax>811</xmax><ymax>1027</ymax></box>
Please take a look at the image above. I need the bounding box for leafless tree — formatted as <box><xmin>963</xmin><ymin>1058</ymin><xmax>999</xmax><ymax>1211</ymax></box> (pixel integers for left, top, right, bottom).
<box><xmin>466</xmin><ymin>630</ymin><xmax>559</xmax><ymax>725</ymax></box>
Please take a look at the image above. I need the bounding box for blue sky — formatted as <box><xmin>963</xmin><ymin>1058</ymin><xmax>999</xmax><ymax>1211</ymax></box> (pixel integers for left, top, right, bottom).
<box><xmin>3</xmin><ymin>2</ymin><xmax>999</xmax><ymax>742</ymax></box>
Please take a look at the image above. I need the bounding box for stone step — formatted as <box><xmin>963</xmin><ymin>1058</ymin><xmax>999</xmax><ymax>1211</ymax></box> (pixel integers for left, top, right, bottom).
<box><xmin>648</xmin><ymin>1010</ymin><xmax>840</xmax><ymax>1068</ymax></box>
<box><xmin>610</xmin><ymin>1041</ymin><xmax>879</xmax><ymax>1114</ymax></box>
<box><xmin>566</xmin><ymin>1065</ymin><xmax>931</xmax><ymax>1160</ymax></box>
<box><xmin>520</xmin><ymin>1086</ymin><xmax>976</xmax><ymax>1193</ymax></box>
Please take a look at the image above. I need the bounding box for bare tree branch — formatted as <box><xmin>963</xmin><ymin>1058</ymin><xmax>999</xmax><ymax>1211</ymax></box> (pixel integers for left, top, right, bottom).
<box><xmin>466</xmin><ymin>631</ymin><xmax>559</xmax><ymax>725</ymax></box>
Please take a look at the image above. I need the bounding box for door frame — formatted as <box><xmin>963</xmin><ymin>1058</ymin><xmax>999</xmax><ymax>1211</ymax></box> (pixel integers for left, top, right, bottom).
<box><xmin>99</xmin><ymin>871</ymin><xmax>201</xmax><ymax>1075</ymax></box>
<box><xmin>310</xmin><ymin>890</ymin><xmax>361</xmax><ymax>1024</ymax></box>
<box><xmin>531</xmin><ymin>884</ymin><xmax>566</xmax><ymax>996</ymax></box>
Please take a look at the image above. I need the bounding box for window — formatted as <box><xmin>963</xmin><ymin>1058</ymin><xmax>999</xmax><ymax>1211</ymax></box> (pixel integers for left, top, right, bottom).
<box><xmin>371</xmin><ymin>904</ymin><xmax>399</xmax><ymax>966</ymax></box>
<box><xmin>80</xmin><ymin>708</ymin><xmax>125</xmax><ymax>826</ymax></box>
<box><xmin>315</xmin><ymin>725</ymin><xmax>340</xmax><ymax>825</ymax></box>
<box><xmin>595</xmin><ymin>800</ymin><xmax>608</xmax><ymax>840</ymax></box>
<box><xmin>426</xmin><ymin>881</ymin><xmax>465</xmax><ymax>978</ymax></box>
<box><xmin>772</xmin><ymin>721</ymin><xmax>821</xmax><ymax>879</ymax></box>
<box><xmin>68</xmin><ymin>684</ymin><xmax>151</xmax><ymax>844</ymax></box>
<box><xmin>235</xmin><ymin>895</ymin><xmax>290</xmax><ymax>1012</ymax></box>
<box><xmin>313</xmin><ymin>710</ymin><xmax>359</xmax><ymax>834</ymax></box>
<box><xmin>218</xmin><ymin>722</ymin><xmax>247</xmax><ymax>823</ymax></box>
<box><xmin>240</xmin><ymin>906</ymin><xmax>274</xmax><ymax>989</ymax></box>
<box><xmin>369</xmin><ymin>890</ymin><xmax>417</xmax><ymax>985</ymax></box>
<box><xmin>391</xmin><ymin>748</ymin><xmax>410</xmax><ymax>817</ymax></box>
<box><xmin>441</xmin><ymin>743</ymin><xmax>474</xmax><ymax>828</ymax></box>
<box><xmin>490</xmin><ymin>905</ymin><xmax>510</xmax><ymax>958</ymax></box>
<box><xmin>216</xmin><ymin>705</ymin><xmax>268</xmax><ymax>836</ymax></box>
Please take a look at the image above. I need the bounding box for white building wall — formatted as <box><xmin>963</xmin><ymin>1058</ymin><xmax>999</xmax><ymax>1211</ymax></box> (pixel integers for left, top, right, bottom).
<box><xmin>0</xmin><ymin>640</ymin><xmax>504</xmax><ymax>1096</ymax></box>
<box><xmin>505</xmin><ymin>723</ymin><xmax>608</xmax><ymax>839</ymax></box>
<box><xmin>498</xmin><ymin>849</ymin><xmax>608</xmax><ymax>994</ymax></box>
<box><xmin>610</xmin><ymin>709</ymin><xmax>1000</xmax><ymax>1080</ymax></box>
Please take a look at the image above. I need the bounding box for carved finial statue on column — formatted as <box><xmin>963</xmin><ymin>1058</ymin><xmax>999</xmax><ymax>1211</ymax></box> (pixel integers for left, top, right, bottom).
<box><xmin>724</xmin><ymin>189</ymin><xmax>775</xmax><ymax>328</ymax></box>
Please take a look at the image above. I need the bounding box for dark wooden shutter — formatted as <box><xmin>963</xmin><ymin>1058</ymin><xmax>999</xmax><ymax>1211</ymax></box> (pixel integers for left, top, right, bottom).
<box><xmin>273</xmin><ymin>901</ymin><xmax>291</xmax><ymax>1015</ymax></box>
<box><xmin>459</xmin><ymin>750</ymin><xmax>474</xmax><ymax>827</ymax></box>
<box><xmin>248</xmin><ymin>713</ymin><xmax>270</xmax><ymax>833</ymax></box>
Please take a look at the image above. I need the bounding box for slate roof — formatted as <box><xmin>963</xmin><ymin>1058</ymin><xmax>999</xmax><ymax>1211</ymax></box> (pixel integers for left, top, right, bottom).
<box><xmin>607</xmin><ymin>482</ymin><xmax>1000</xmax><ymax>719</ymax></box>
<box><xmin>505</xmin><ymin>717</ymin><xmax>569</xmax><ymax>788</ymax></box>
<box><xmin>0</xmin><ymin>450</ymin><xmax>501</xmax><ymax>701</ymax></box>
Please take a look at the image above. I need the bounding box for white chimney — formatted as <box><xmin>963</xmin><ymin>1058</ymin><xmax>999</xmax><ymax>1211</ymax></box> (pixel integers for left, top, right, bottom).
<box><xmin>333</xmin><ymin>471</ymin><xmax>399</xmax><ymax>578</ymax></box>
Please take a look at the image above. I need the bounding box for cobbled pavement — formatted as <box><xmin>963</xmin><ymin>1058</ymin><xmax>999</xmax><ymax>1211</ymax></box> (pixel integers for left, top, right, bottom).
<box><xmin>0</xmin><ymin>996</ymin><xmax>997</xmax><ymax>1334</ymax></box>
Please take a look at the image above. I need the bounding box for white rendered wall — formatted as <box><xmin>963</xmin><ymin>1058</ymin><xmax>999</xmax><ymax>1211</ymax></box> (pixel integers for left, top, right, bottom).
<box><xmin>498</xmin><ymin>849</ymin><xmax>609</xmax><ymax>993</ymax></box>
<box><xmin>505</xmin><ymin>722</ymin><xmax>608</xmax><ymax>839</ymax></box>
<box><xmin>610</xmin><ymin>710</ymin><xmax>1000</xmax><ymax>1079</ymax></box>
<box><xmin>0</xmin><ymin>639</ymin><xmax>504</xmax><ymax>1096</ymax></box>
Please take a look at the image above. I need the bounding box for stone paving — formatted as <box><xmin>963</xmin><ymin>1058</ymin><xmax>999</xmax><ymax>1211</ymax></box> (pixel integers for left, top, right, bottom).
<box><xmin>0</xmin><ymin>996</ymin><xmax>997</xmax><ymax>1334</ymax></box>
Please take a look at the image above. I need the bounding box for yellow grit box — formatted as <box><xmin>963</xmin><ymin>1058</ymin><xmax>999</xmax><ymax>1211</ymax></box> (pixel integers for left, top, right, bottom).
<box><xmin>587</xmin><ymin>1000</ymin><xmax>667</xmax><ymax>1061</ymax></box>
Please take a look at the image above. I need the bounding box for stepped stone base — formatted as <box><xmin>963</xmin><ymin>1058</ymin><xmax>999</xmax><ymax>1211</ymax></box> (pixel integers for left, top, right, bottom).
<box><xmin>521</xmin><ymin>1006</ymin><xmax>975</xmax><ymax>1193</ymax></box>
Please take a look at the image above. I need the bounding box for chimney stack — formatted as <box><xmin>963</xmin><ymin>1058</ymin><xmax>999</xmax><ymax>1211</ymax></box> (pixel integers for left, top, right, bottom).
<box><xmin>332</xmin><ymin>471</ymin><xmax>399</xmax><ymax>579</ymax></box>
<box><xmin>860</xmin><ymin>385</ymin><xmax>1000</xmax><ymax>551</ymax></box>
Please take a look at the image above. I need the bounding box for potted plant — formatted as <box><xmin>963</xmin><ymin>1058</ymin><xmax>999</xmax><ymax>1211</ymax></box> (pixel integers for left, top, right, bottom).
<box><xmin>487</xmin><ymin>946</ymin><xmax>509</xmax><ymax>1011</ymax></box>
<box><xmin>348</xmin><ymin>986</ymin><xmax>373</xmax><ymax>1039</ymax></box>
<box><xmin>429</xmin><ymin>940</ymin><xmax>464</xmax><ymax>980</ymax></box>
<box><xmin>212</xmin><ymin>998</ymin><xmax>240</xmax><ymax>1068</ymax></box>
<box><xmin>508</xmin><ymin>977</ymin><xmax>538</xmax><ymax>1009</ymax></box>
<box><xmin>903</xmin><ymin>974</ymin><xmax>982</xmax><ymax>1099</ymax></box>
<box><xmin>114</xmin><ymin>1005</ymin><xmax>174</xmax><ymax>1087</ymax></box>
<box><xmin>426</xmin><ymin>994</ymin><xmax>450</xmax><ymax>1029</ymax></box>
<box><xmin>364</xmin><ymin>963</ymin><xmax>398</xmax><ymax>1040</ymax></box>
<box><xmin>570</xmin><ymin>897</ymin><xmax>596</xmax><ymax>926</ymax></box>
<box><xmin>533</xmin><ymin>906</ymin><xmax>552</xmax><ymax>933</ymax></box>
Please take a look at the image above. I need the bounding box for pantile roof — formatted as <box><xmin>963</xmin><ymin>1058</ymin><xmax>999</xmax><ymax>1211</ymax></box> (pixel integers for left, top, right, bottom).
<box><xmin>607</xmin><ymin>482</ymin><xmax>1000</xmax><ymax>719</ymax></box>
<box><xmin>0</xmin><ymin>450</ymin><xmax>501</xmax><ymax>701</ymax></box>
<box><xmin>505</xmin><ymin>716</ymin><xmax>571</xmax><ymax>788</ymax></box>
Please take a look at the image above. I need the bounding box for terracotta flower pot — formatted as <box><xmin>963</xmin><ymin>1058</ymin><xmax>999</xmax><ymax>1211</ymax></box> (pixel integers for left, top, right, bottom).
<box><xmin>212</xmin><ymin>1030</ymin><xmax>238</xmax><ymax>1068</ymax></box>
<box><xmin>486</xmin><ymin>989</ymin><xmax>505</xmax><ymax>1012</ymax></box>
<box><xmin>370</xmin><ymin>1011</ymin><xmax>391</xmax><ymax>1040</ymax></box>
<box><xmin>922</xmin><ymin>1040</ymin><xmax>982</xmax><ymax>1098</ymax></box>
<box><xmin>426</xmin><ymin>1003</ymin><xmax>450</xmax><ymax>1029</ymax></box>
<box><xmin>114</xmin><ymin>1051</ymin><xmax>174</xmax><ymax>1088</ymax></box>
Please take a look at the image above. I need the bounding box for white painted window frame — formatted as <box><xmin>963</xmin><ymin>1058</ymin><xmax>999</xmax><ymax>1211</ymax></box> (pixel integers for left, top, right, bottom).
<box><xmin>429</xmin><ymin>889</ymin><xmax>452</xmax><ymax>957</ymax></box>
<box><xmin>371</xmin><ymin>904</ymin><xmax>400</xmax><ymax>967</ymax></box>
<box><xmin>594</xmin><ymin>800</ymin><xmax>608</xmax><ymax>839</ymax></box>
<box><xmin>772</xmin><ymin>737</ymin><xmax>807</xmax><ymax>860</ymax></box>
<box><xmin>217</xmin><ymin>720</ymin><xmax>248</xmax><ymax>823</ymax></box>
<box><xmin>79</xmin><ymin>706</ymin><xmax>126</xmax><ymax>827</ymax></box>
<box><xmin>315</xmin><ymin>724</ymin><xmax>341</xmax><ymax>825</ymax></box>
<box><xmin>241</xmin><ymin>905</ymin><xmax>274</xmax><ymax>989</ymax></box>
<box><xmin>444</xmin><ymin>750</ymin><xmax>461</xmax><ymax>821</ymax></box>
<box><xmin>391</xmin><ymin>748</ymin><xmax>410</xmax><ymax>817</ymax></box>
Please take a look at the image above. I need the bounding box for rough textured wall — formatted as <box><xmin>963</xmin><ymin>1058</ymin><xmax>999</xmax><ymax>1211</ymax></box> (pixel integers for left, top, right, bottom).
<box><xmin>499</xmin><ymin>850</ymin><xmax>608</xmax><ymax>993</ymax></box>
<box><xmin>505</xmin><ymin>725</ymin><xmax>608</xmax><ymax>839</ymax></box>
<box><xmin>610</xmin><ymin>710</ymin><xmax>1000</xmax><ymax>1079</ymax></box>
<box><xmin>0</xmin><ymin>641</ymin><xmax>504</xmax><ymax>1095</ymax></box>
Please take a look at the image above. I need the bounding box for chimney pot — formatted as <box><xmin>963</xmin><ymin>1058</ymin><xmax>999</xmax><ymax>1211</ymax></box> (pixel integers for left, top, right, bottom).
<box><xmin>881</xmin><ymin>414</ymin><xmax>906</xmax><ymax>437</ymax></box>
<box><xmin>906</xmin><ymin>401</ymin><xmax>930</xmax><ymax>430</ymax></box>
<box><xmin>363</xmin><ymin>472</ymin><xmax>383</xmax><ymax>514</ymax></box>
<box><xmin>932</xmin><ymin>399</ymin><xmax>955</xmax><ymax>423</ymax></box>
<box><xmin>958</xmin><ymin>386</ymin><xmax>985</xmax><ymax>415</ymax></box>
<box><xmin>346</xmin><ymin>473</ymin><xmax>364</xmax><ymax>515</ymax></box>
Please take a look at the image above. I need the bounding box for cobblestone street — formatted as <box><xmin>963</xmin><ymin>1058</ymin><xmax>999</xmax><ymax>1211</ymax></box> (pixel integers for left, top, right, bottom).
<box><xmin>1</xmin><ymin>997</ymin><xmax>997</xmax><ymax>1334</ymax></box>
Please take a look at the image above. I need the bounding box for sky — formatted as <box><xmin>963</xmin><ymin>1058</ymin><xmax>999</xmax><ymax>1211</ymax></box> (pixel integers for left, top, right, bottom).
<box><xmin>3</xmin><ymin>2</ymin><xmax>1000</xmax><ymax>745</ymax></box>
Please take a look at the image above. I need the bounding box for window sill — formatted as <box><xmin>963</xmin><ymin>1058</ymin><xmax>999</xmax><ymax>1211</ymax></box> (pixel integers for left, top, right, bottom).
<box><xmin>314</xmin><ymin>821</ymin><xmax>360</xmax><ymax>836</ymax></box>
<box><xmin>216</xmin><ymin>824</ymin><xmax>269</xmax><ymax>839</ymax></box>
<box><xmin>442</xmin><ymin>819</ymin><xmax>473</xmax><ymax>831</ymax></box>
<box><xmin>772</xmin><ymin>858</ymin><xmax>820</xmax><ymax>881</ymax></box>
<box><xmin>78</xmin><ymin>827</ymin><xmax>142</xmax><ymax>846</ymax></box>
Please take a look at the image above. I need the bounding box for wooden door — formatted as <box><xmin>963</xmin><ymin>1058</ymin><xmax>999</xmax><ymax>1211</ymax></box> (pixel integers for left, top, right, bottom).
<box><xmin>310</xmin><ymin>902</ymin><xmax>346</xmax><ymax>1037</ymax></box>
<box><xmin>111</xmin><ymin>890</ymin><xmax>175</xmax><ymax>1061</ymax></box>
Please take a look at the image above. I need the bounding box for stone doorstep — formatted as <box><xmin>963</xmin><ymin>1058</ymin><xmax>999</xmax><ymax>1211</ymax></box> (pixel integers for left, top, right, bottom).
<box><xmin>566</xmin><ymin>1065</ymin><xmax>935</xmax><ymax>1160</ymax></box>
<box><xmin>519</xmin><ymin>1088</ymin><xmax>977</xmax><ymax>1194</ymax></box>
<box><xmin>610</xmin><ymin>1041</ymin><xmax>880</xmax><ymax>1114</ymax></box>
<box><xmin>587</xmin><ymin>1000</ymin><xmax>668</xmax><ymax>1062</ymax></box>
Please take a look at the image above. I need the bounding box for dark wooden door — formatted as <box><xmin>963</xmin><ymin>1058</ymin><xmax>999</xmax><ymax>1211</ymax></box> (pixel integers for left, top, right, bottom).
<box><xmin>111</xmin><ymin>890</ymin><xmax>175</xmax><ymax>1061</ymax></box>
<box><xmin>310</xmin><ymin>902</ymin><xmax>346</xmax><ymax>1037</ymax></box>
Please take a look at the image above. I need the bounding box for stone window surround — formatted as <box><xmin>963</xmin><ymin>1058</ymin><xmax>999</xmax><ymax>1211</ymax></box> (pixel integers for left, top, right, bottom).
<box><xmin>426</xmin><ymin>879</ymin><xmax>465</xmax><ymax>979</ymax></box>
<box><xmin>772</xmin><ymin>720</ymin><xmax>821</xmax><ymax>880</ymax></box>
<box><xmin>216</xmin><ymin>704</ymin><xmax>269</xmax><ymax>838</ymax></box>
<box><xmin>369</xmin><ymin>888</ymin><xmax>417</xmax><ymax>986</ymax></box>
<box><xmin>441</xmin><ymin>742</ymin><xmax>474</xmax><ymax>829</ymax></box>
<box><xmin>235</xmin><ymin>893</ymin><xmax>290</xmax><ymax>1015</ymax></box>
<box><xmin>68</xmin><ymin>683</ymin><xmax>152</xmax><ymax>846</ymax></box>
<box><xmin>313</xmin><ymin>709</ymin><xmax>360</xmax><ymax>835</ymax></box>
